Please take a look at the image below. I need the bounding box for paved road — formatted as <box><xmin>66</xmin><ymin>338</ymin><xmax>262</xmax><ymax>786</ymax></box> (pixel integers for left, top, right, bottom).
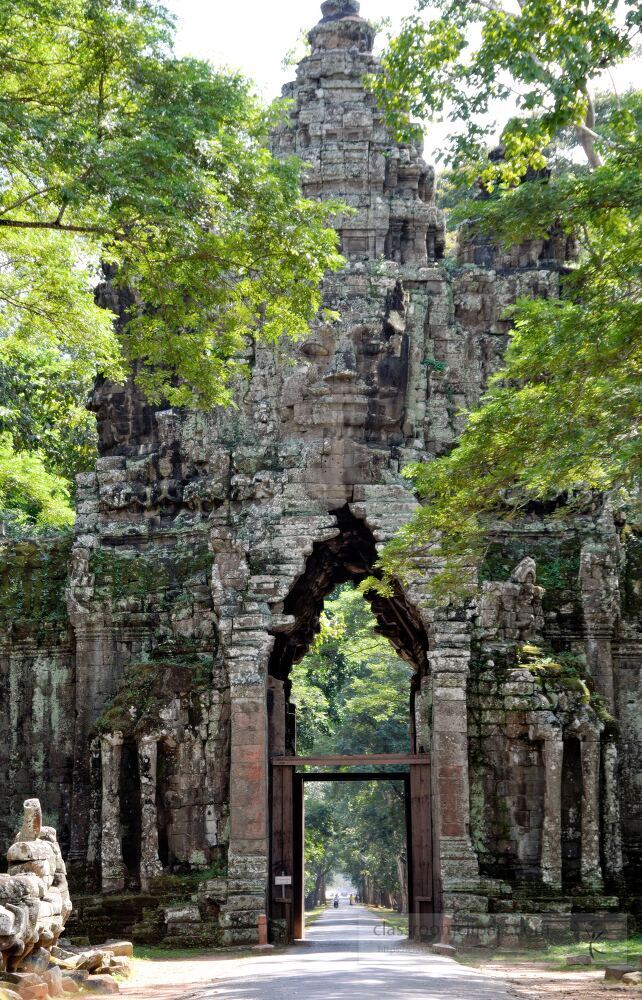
<box><xmin>186</xmin><ymin>903</ymin><xmax>512</xmax><ymax>999</ymax></box>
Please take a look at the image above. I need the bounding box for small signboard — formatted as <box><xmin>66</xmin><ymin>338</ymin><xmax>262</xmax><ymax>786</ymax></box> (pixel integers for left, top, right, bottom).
<box><xmin>275</xmin><ymin>875</ymin><xmax>292</xmax><ymax>886</ymax></box>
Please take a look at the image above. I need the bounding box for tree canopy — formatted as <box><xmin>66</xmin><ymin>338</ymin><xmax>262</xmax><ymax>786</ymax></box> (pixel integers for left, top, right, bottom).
<box><xmin>368</xmin><ymin>2</ymin><xmax>642</xmax><ymax>601</ymax></box>
<box><xmin>0</xmin><ymin>0</ymin><xmax>342</xmax><ymax>531</ymax></box>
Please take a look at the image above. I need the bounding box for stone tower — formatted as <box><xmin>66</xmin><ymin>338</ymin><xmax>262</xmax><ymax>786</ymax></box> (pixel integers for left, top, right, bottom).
<box><xmin>1</xmin><ymin>0</ymin><xmax>640</xmax><ymax>947</ymax></box>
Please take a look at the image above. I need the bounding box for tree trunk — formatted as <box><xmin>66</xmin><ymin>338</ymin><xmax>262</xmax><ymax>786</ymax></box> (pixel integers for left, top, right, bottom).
<box><xmin>397</xmin><ymin>854</ymin><xmax>409</xmax><ymax>914</ymax></box>
<box><xmin>576</xmin><ymin>88</ymin><xmax>603</xmax><ymax>169</ymax></box>
<box><xmin>314</xmin><ymin>869</ymin><xmax>325</xmax><ymax>907</ymax></box>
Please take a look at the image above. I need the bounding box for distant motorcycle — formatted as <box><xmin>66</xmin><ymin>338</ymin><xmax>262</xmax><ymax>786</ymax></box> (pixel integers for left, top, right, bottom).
<box><xmin>333</xmin><ymin>897</ymin><xmax>339</xmax><ymax>909</ymax></box>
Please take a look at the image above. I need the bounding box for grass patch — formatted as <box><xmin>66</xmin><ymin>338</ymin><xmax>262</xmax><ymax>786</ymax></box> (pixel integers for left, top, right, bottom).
<box><xmin>366</xmin><ymin>905</ymin><xmax>409</xmax><ymax>937</ymax></box>
<box><xmin>457</xmin><ymin>933</ymin><xmax>642</xmax><ymax>971</ymax></box>
<box><xmin>134</xmin><ymin>945</ymin><xmax>253</xmax><ymax>961</ymax></box>
<box><xmin>305</xmin><ymin>904</ymin><xmax>329</xmax><ymax>927</ymax></box>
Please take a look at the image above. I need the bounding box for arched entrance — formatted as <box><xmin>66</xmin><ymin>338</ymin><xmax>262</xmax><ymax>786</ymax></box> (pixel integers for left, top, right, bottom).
<box><xmin>266</xmin><ymin>506</ymin><xmax>440</xmax><ymax>942</ymax></box>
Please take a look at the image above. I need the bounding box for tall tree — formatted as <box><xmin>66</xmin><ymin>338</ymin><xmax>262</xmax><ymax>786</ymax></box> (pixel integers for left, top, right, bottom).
<box><xmin>0</xmin><ymin>0</ymin><xmax>342</xmax><ymax>530</ymax></box>
<box><xmin>0</xmin><ymin>0</ymin><xmax>341</xmax><ymax>406</ymax></box>
<box><xmin>367</xmin><ymin>3</ymin><xmax>642</xmax><ymax>600</ymax></box>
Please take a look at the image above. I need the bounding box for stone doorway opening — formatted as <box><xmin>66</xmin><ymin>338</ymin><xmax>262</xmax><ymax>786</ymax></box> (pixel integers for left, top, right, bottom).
<box><xmin>270</xmin><ymin>756</ymin><xmax>434</xmax><ymax>943</ymax></box>
<box><xmin>266</xmin><ymin>506</ymin><xmax>439</xmax><ymax>943</ymax></box>
<box><xmin>119</xmin><ymin>738</ymin><xmax>142</xmax><ymax>888</ymax></box>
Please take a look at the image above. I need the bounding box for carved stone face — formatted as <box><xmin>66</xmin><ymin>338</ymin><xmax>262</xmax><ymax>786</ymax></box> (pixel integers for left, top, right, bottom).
<box><xmin>280</xmin><ymin>278</ymin><xmax>410</xmax><ymax>452</ymax></box>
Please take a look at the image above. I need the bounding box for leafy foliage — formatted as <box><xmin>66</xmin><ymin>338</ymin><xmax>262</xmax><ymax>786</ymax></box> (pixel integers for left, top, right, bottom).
<box><xmin>0</xmin><ymin>338</ymin><xmax>97</xmax><ymax>486</ymax></box>
<box><xmin>367</xmin><ymin>4</ymin><xmax>642</xmax><ymax>602</ymax></box>
<box><xmin>372</xmin><ymin>0</ymin><xmax>640</xmax><ymax>183</ymax></box>
<box><xmin>1</xmin><ymin>0</ymin><xmax>342</xmax><ymax>406</ymax></box>
<box><xmin>0</xmin><ymin>432</ymin><xmax>75</xmax><ymax>532</ymax></box>
<box><xmin>0</xmin><ymin>0</ymin><xmax>343</xmax><ymax>530</ymax></box>
<box><xmin>291</xmin><ymin>586</ymin><xmax>413</xmax><ymax>755</ymax></box>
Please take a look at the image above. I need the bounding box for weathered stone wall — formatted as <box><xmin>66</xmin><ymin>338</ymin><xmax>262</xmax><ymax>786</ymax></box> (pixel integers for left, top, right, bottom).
<box><xmin>615</xmin><ymin>529</ymin><xmax>642</xmax><ymax>885</ymax></box>
<box><xmin>0</xmin><ymin>539</ymin><xmax>75</xmax><ymax>861</ymax></box>
<box><xmin>0</xmin><ymin>0</ymin><xmax>640</xmax><ymax>948</ymax></box>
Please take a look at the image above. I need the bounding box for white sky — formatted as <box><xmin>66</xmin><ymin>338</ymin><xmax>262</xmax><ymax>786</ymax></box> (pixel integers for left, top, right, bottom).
<box><xmin>164</xmin><ymin>1</ymin><xmax>415</xmax><ymax>99</ymax></box>
<box><xmin>164</xmin><ymin>0</ymin><xmax>640</xmax><ymax>165</ymax></box>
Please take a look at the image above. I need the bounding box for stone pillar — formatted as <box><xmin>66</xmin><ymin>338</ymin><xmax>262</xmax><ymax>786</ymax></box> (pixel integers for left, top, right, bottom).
<box><xmin>138</xmin><ymin>736</ymin><xmax>163</xmax><ymax>891</ymax></box>
<box><xmin>580</xmin><ymin>729</ymin><xmax>604</xmax><ymax>890</ymax></box>
<box><xmin>221</xmin><ymin>625</ymin><xmax>274</xmax><ymax>945</ymax></box>
<box><xmin>602</xmin><ymin>741</ymin><xmax>624</xmax><ymax>889</ymax></box>
<box><xmin>580</xmin><ymin>509</ymin><xmax>622</xmax><ymax>713</ymax></box>
<box><xmin>69</xmin><ymin>623</ymin><xmax>114</xmax><ymax>868</ymax></box>
<box><xmin>429</xmin><ymin>616</ymin><xmax>481</xmax><ymax>914</ymax></box>
<box><xmin>86</xmin><ymin>737</ymin><xmax>103</xmax><ymax>891</ymax></box>
<box><xmin>532</xmin><ymin>725</ymin><xmax>563</xmax><ymax>888</ymax></box>
<box><xmin>100</xmin><ymin>732</ymin><xmax>126</xmax><ymax>893</ymax></box>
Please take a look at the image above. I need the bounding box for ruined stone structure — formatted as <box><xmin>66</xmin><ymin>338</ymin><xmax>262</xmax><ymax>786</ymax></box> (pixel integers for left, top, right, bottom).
<box><xmin>1</xmin><ymin>0</ymin><xmax>641</xmax><ymax>948</ymax></box>
<box><xmin>0</xmin><ymin>800</ymin><xmax>72</xmax><ymax>972</ymax></box>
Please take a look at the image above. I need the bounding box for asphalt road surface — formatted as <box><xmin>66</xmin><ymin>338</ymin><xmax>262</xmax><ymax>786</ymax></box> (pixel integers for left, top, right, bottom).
<box><xmin>185</xmin><ymin>902</ymin><xmax>512</xmax><ymax>999</ymax></box>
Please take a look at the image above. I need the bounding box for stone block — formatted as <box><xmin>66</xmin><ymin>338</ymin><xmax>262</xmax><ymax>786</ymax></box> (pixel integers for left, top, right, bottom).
<box><xmin>604</xmin><ymin>965</ymin><xmax>639</xmax><ymax>981</ymax></box>
<box><xmin>42</xmin><ymin>967</ymin><xmax>64</xmax><ymax>997</ymax></box>
<box><xmin>82</xmin><ymin>976</ymin><xmax>119</xmax><ymax>994</ymax></box>
<box><xmin>103</xmin><ymin>942</ymin><xmax>133</xmax><ymax>959</ymax></box>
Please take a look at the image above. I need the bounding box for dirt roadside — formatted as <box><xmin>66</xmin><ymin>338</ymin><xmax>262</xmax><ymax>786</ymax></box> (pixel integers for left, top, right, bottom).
<box><xmin>476</xmin><ymin>960</ymin><xmax>639</xmax><ymax>999</ymax></box>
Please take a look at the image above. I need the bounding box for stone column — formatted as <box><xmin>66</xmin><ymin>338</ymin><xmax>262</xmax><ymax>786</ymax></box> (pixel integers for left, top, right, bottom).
<box><xmin>69</xmin><ymin>621</ymin><xmax>115</xmax><ymax>870</ymax></box>
<box><xmin>221</xmin><ymin>623</ymin><xmax>274</xmax><ymax>945</ymax></box>
<box><xmin>580</xmin><ymin>509</ymin><xmax>622</xmax><ymax>713</ymax></box>
<box><xmin>138</xmin><ymin>735</ymin><xmax>163</xmax><ymax>891</ymax></box>
<box><xmin>429</xmin><ymin>616</ymin><xmax>481</xmax><ymax>916</ymax></box>
<box><xmin>602</xmin><ymin>741</ymin><xmax>624</xmax><ymax>889</ymax></box>
<box><xmin>580</xmin><ymin>729</ymin><xmax>604</xmax><ymax>890</ymax></box>
<box><xmin>86</xmin><ymin>737</ymin><xmax>103</xmax><ymax>890</ymax></box>
<box><xmin>531</xmin><ymin>724</ymin><xmax>563</xmax><ymax>888</ymax></box>
<box><xmin>100</xmin><ymin>732</ymin><xmax>126</xmax><ymax>893</ymax></box>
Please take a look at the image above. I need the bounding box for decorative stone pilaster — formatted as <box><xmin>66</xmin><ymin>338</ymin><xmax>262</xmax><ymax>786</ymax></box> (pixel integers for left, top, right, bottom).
<box><xmin>429</xmin><ymin>616</ymin><xmax>481</xmax><ymax>902</ymax></box>
<box><xmin>138</xmin><ymin>735</ymin><xmax>163</xmax><ymax>890</ymax></box>
<box><xmin>578</xmin><ymin>725</ymin><xmax>604</xmax><ymax>890</ymax></box>
<box><xmin>100</xmin><ymin>732</ymin><xmax>126</xmax><ymax>893</ymax></box>
<box><xmin>86</xmin><ymin>737</ymin><xmax>103</xmax><ymax>890</ymax></box>
<box><xmin>529</xmin><ymin>721</ymin><xmax>563</xmax><ymax>888</ymax></box>
<box><xmin>221</xmin><ymin>622</ymin><xmax>274</xmax><ymax>945</ymax></box>
<box><xmin>602</xmin><ymin>741</ymin><xmax>624</xmax><ymax>889</ymax></box>
<box><xmin>580</xmin><ymin>505</ymin><xmax>623</xmax><ymax>712</ymax></box>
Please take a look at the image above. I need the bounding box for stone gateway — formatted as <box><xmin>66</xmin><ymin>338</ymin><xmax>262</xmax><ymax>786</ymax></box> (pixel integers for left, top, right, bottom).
<box><xmin>1</xmin><ymin>1</ymin><xmax>640</xmax><ymax>949</ymax></box>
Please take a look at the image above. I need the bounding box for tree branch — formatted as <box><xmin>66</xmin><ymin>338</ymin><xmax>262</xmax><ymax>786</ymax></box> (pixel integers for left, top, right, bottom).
<box><xmin>576</xmin><ymin>89</ymin><xmax>603</xmax><ymax>169</ymax></box>
<box><xmin>0</xmin><ymin>218</ymin><xmax>118</xmax><ymax>237</ymax></box>
<box><xmin>0</xmin><ymin>186</ymin><xmax>58</xmax><ymax>217</ymax></box>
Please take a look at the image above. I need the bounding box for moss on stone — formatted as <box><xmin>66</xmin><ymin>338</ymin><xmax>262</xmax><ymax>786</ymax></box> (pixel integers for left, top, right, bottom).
<box><xmin>0</xmin><ymin>533</ymin><xmax>73</xmax><ymax>636</ymax></box>
<box><xmin>481</xmin><ymin>537</ymin><xmax>581</xmax><ymax>612</ymax></box>
<box><xmin>93</xmin><ymin>658</ymin><xmax>213</xmax><ymax>737</ymax></box>
<box><xmin>623</xmin><ymin>528</ymin><xmax>642</xmax><ymax>618</ymax></box>
<box><xmin>90</xmin><ymin>543</ymin><xmax>213</xmax><ymax>608</ymax></box>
